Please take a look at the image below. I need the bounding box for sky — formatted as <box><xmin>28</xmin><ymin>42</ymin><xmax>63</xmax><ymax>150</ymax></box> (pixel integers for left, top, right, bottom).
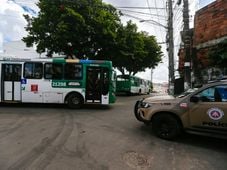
<box><xmin>0</xmin><ymin>0</ymin><xmax>215</xmax><ymax>83</ymax></box>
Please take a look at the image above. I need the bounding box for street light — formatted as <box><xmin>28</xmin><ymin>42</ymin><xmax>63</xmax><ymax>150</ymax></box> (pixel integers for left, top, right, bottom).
<box><xmin>140</xmin><ymin>19</ymin><xmax>168</xmax><ymax>29</ymax></box>
<box><xmin>140</xmin><ymin>19</ymin><xmax>168</xmax><ymax>86</ymax></box>
<box><xmin>140</xmin><ymin>17</ymin><xmax>175</xmax><ymax>95</ymax></box>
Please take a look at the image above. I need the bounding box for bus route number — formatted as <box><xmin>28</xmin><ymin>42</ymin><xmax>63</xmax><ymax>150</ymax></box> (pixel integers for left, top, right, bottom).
<box><xmin>52</xmin><ymin>82</ymin><xmax>67</xmax><ymax>87</ymax></box>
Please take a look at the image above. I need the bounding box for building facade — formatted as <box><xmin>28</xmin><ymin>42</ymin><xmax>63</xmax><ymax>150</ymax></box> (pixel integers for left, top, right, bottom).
<box><xmin>178</xmin><ymin>0</ymin><xmax>227</xmax><ymax>86</ymax></box>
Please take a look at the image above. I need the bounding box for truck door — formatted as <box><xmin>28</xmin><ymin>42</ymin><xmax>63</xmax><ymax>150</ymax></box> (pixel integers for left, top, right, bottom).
<box><xmin>189</xmin><ymin>85</ymin><xmax>227</xmax><ymax>133</ymax></box>
<box><xmin>1</xmin><ymin>64</ymin><xmax>22</xmax><ymax>101</ymax></box>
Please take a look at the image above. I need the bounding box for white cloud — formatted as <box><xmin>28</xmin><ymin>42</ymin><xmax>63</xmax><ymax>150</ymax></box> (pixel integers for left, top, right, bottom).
<box><xmin>0</xmin><ymin>0</ymin><xmax>38</xmax><ymax>51</ymax></box>
<box><xmin>0</xmin><ymin>1</ymin><xmax>25</xmax><ymax>44</ymax></box>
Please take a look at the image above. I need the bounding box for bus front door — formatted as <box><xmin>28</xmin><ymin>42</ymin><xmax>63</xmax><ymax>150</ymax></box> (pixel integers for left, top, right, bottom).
<box><xmin>85</xmin><ymin>67</ymin><xmax>109</xmax><ymax>104</ymax></box>
<box><xmin>1</xmin><ymin>64</ymin><xmax>22</xmax><ymax>101</ymax></box>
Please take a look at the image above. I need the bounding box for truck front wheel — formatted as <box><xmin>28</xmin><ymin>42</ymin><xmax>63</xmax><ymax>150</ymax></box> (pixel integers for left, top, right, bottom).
<box><xmin>152</xmin><ymin>113</ymin><xmax>181</xmax><ymax>140</ymax></box>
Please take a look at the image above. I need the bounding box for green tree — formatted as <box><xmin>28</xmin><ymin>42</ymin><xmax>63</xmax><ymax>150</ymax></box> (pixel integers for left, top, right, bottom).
<box><xmin>208</xmin><ymin>39</ymin><xmax>227</xmax><ymax>67</ymax></box>
<box><xmin>23</xmin><ymin>0</ymin><xmax>121</xmax><ymax>58</ymax></box>
<box><xmin>23</xmin><ymin>0</ymin><xmax>162</xmax><ymax>75</ymax></box>
<box><xmin>113</xmin><ymin>21</ymin><xmax>162</xmax><ymax>75</ymax></box>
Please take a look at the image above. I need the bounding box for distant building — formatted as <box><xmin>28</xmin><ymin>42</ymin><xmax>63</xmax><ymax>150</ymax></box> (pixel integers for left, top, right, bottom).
<box><xmin>153</xmin><ymin>82</ymin><xmax>168</xmax><ymax>94</ymax></box>
<box><xmin>1</xmin><ymin>40</ymin><xmax>47</xmax><ymax>58</ymax></box>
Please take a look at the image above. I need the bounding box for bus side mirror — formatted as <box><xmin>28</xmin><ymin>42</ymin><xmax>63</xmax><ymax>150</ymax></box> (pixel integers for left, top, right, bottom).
<box><xmin>190</xmin><ymin>95</ymin><xmax>199</xmax><ymax>103</ymax></box>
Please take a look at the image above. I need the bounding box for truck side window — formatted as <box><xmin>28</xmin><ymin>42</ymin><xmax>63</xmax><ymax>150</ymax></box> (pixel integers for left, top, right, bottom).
<box><xmin>197</xmin><ymin>85</ymin><xmax>227</xmax><ymax>102</ymax></box>
<box><xmin>197</xmin><ymin>87</ymin><xmax>215</xmax><ymax>102</ymax></box>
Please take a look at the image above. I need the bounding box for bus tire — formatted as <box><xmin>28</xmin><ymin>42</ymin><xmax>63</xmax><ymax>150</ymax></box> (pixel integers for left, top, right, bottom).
<box><xmin>67</xmin><ymin>93</ymin><xmax>83</xmax><ymax>109</ymax></box>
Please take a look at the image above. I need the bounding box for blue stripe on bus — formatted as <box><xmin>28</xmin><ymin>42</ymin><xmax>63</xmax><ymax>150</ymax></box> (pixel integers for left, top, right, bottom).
<box><xmin>79</xmin><ymin>60</ymin><xmax>92</xmax><ymax>64</ymax></box>
<box><xmin>79</xmin><ymin>60</ymin><xmax>106</xmax><ymax>64</ymax></box>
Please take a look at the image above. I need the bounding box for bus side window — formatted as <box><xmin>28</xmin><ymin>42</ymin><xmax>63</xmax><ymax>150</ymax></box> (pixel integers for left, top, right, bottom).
<box><xmin>52</xmin><ymin>63</ymin><xmax>63</xmax><ymax>80</ymax></box>
<box><xmin>4</xmin><ymin>65</ymin><xmax>12</xmax><ymax>81</ymax></box>
<box><xmin>44</xmin><ymin>63</ymin><xmax>63</xmax><ymax>80</ymax></box>
<box><xmin>24</xmin><ymin>62</ymin><xmax>43</xmax><ymax>79</ymax></box>
<box><xmin>24</xmin><ymin>63</ymin><xmax>32</xmax><ymax>78</ymax></box>
<box><xmin>64</xmin><ymin>63</ymin><xmax>82</xmax><ymax>80</ymax></box>
<box><xmin>34</xmin><ymin>64</ymin><xmax>42</xmax><ymax>79</ymax></box>
<box><xmin>44</xmin><ymin>63</ymin><xmax>53</xmax><ymax>79</ymax></box>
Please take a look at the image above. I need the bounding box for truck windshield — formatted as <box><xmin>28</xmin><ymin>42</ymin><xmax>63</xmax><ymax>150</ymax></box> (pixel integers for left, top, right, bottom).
<box><xmin>177</xmin><ymin>88</ymin><xmax>198</xmax><ymax>98</ymax></box>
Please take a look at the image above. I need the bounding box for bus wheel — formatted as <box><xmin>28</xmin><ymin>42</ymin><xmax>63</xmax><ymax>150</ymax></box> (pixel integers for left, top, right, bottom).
<box><xmin>67</xmin><ymin>93</ymin><xmax>83</xmax><ymax>109</ymax></box>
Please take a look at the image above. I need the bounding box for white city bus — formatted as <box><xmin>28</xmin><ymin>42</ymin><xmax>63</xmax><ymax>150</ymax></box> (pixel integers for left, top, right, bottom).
<box><xmin>0</xmin><ymin>56</ymin><xmax>116</xmax><ymax>108</ymax></box>
<box><xmin>116</xmin><ymin>75</ymin><xmax>151</xmax><ymax>95</ymax></box>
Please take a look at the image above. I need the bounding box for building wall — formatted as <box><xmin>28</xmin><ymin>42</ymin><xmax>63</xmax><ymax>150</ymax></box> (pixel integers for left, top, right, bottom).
<box><xmin>1</xmin><ymin>40</ymin><xmax>46</xmax><ymax>58</ymax></box>
<box><xmin>193</xmin><ymin>0</ymin><xmax>227</xmax><ymax>83</ymax></box>
<box><xmin>194</xmin><ymin>0</ymin><xmax>227</xmax><ymax>48</ymax></box>
<box><xmin>178</xmin><ymin>0</ymin><xmax>227</xmax><ymax>85</ymax></box>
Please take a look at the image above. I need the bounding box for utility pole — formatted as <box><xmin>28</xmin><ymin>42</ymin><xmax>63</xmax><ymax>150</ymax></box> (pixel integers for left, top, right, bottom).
<box><xmin>183</xmin><ymin>0</ymin><xmax>191</xmax><ymax>89</ymax></box>
<box><xmin>167</xmin><ymin>0</ymin><xmax>175</xmax><ymax>94</ymax></box>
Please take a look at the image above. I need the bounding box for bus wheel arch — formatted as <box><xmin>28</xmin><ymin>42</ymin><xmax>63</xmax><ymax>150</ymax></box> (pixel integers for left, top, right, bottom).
<box><xmin>65</xmin><ymin>92</ymin><xmax>84</xmax><ymax>109</ymax></box>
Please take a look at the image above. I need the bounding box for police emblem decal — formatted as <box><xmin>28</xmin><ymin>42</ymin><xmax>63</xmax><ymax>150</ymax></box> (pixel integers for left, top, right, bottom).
<box><xmin>207</xmin><ymin>108</ymin><xmax>224</xmax><ymax>120</ymax></box>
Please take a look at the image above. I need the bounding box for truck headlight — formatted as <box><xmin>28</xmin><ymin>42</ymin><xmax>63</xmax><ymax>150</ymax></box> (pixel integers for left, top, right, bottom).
<box><xmin>141</xmin><ymin>101</ymin><xmax>152</xmax><ymax>108</ymax></box>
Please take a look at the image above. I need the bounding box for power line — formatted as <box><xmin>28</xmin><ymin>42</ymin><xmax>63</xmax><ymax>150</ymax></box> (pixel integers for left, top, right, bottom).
<box><xmin>146</xmin><ymin>0</ymin><xmax>153</xmax><ymax>16</ymax></box>
<box><xmin>118</xmin><ymin>9</ymin><xmax>167</xmax><ymax>19</ymax></box>
<box><xmin>173</xmin><ymin>8</ymin><xmax>182</xmax><ymax>20</ymax></box>
<box><xmin>121</xmin><ymin>12</ymin><xmax>167</xmax><ymax>22</ymax></box>
<box><xmin>146</xmin><ymin>0</ymin><xmax>160</xmax><ymax>42</ymax></box>
<box><xmin>116</xmin><ymin>6</ymin><xmax>172</xmax><ymax>10</ymax></box>
<box><xmin>115</xmin><ymin>6</ymin><xmax>182</xmax><ymax>10</ymax></box>
<box><xmin>153</xmin><ymin>0</ymin><xmax>165</xmax><ymax>43</ymax></box>
<box><xmin>122</xmin><ymin>13</ymin><xmax>167</xmax><ymax>30</ymax></box>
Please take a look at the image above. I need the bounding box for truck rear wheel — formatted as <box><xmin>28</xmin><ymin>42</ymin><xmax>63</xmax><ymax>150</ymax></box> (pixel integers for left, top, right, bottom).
<box><xmin>152</xmin><ymin>113</ymin><xmax>181</xmax><ymax>140</ymax></box>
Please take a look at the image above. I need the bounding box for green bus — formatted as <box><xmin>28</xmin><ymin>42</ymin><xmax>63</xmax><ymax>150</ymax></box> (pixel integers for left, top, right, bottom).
<box><xmin>0</xmin><ymin>56</ymin><xmax>116</xmax><ymax>108</ymax></box>
<box><xmin>116</xmin><ymin>75</ymin><xmax>150</xmax><ymax>95</ymax></box>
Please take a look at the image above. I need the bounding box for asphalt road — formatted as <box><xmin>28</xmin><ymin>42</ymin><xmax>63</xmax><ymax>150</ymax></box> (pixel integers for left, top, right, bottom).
<box><xmin>0</xmin><ymin>94</ymin><xmax>227</xmax><ymax>170</ymax></box>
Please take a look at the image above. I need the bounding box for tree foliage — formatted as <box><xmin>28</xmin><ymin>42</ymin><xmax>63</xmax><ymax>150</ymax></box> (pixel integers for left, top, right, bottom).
<box><xmin>23</xmin><ymin>0</ymin><xmax>121</xmax><ymax>58</ymax></box>
<box><xmin>23</xmin><ymin>0</ymin><xmax>163</xmax><ymax>75</ymax></box>
<box><xmin>113</xmin><ymin>21</ymin><xmax>162</xmax><ymax>75</ymax></box>
<box><xmin>208</xmin><ymin>39</ymin><xmax>227</xmax><ymax>68</ymax></box>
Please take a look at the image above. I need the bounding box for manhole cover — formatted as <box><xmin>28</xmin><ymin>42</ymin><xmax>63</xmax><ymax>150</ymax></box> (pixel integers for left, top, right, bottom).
<box><xmin>123</xmin><ymin>151</ymin><xmax>151</xmax><ymax>169</ymax></box>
